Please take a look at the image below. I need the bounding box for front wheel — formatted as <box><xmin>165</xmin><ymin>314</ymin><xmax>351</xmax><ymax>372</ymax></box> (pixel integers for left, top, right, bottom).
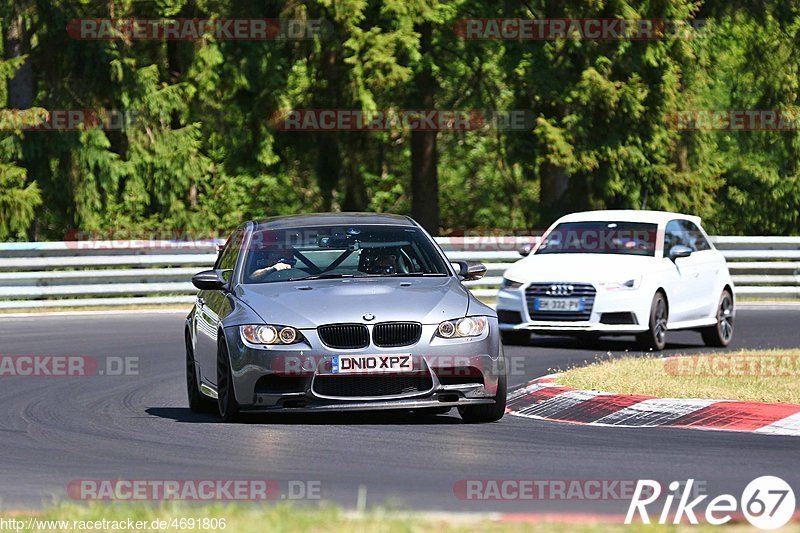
<box><xmin>637</xmin><ymin>292</ymin><xmax>668</xmax><ymax>351</ymax></box>
<box><xmin>216</xmin><ymin>339</ymin><xmax>240</xmax><ymax>422</ymax></box>
<box><xmin>701</xmin><ymin>290</ymin><xmax>734</xmax><ymax>347</ymax></box>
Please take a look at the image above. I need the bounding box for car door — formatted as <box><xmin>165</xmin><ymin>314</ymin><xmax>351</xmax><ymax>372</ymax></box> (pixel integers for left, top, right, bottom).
<box><xmin>195</xmin><ymin>229</ymin><xmax>244</xmax><ymax>387</ymax></box>
<box><xmin>679</xmin><ymin>220</ymin><xmax>719</xmax><ymax>318</ymax></box>
<box><xmin>662</xmin><ymin>219</ymin><xmax>702</xmax><ymax>323</ymax></box>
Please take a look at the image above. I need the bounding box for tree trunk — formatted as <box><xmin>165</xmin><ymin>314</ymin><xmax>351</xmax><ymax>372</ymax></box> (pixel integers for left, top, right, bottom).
<box><xmin>4</xmin><ymin>11</ymin><xmax>35</xmax><ymax>240</ymax></box>
<box><xmin>316</xmin><ymin>49</ymin><xmax>341</xmax><ymax>211</ymax></box>
<box><xmin>410</xmin><ymin>22</ymin><xmax>439</xmax><ymax>234</ymax></box>
<box><xmin>540</xmin><ymin>161</ymin><xmax>569</xmax><ymax>207</ymax></box>
<box><xmin>4</xmin><ymin>13</ymin><xmax>33</xmax><ymax>109</ymax></box>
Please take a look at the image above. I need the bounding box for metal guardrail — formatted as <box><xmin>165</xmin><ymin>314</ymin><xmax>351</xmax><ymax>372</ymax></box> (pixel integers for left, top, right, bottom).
<box><xmin>0</xmin><ymin>237</ymin><xmax>798</xmax><ymax>309</ymax></box>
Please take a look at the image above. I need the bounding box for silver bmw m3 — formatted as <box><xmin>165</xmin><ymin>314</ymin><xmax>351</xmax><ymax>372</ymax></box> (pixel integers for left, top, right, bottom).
<box><xmin>185</xmin><ymin>213</ymin><xmax>507</xmax><ymax>422</ymax></box>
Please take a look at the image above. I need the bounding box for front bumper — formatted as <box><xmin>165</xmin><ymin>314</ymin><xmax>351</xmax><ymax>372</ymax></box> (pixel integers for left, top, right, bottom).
<box><xmin>221</xmin><ymin>321</ymin><xmax>504</xmax><ymax>411</ymax></box>
<box><xmin>496</xmin><ymin>285</ymin><xmax>651</xmax><ymax>333</ymax></box>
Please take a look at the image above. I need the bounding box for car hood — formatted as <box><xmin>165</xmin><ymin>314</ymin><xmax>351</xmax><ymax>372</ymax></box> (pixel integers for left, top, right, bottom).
<box><xmin>503</xmin><ymin>253</ymin><xmax>660</xmax><ymax>284</ymax></box>
<box><xmin>236</xmin><ymin>276</ymin><xmax>470</xmax><ymax>328</ymax></box>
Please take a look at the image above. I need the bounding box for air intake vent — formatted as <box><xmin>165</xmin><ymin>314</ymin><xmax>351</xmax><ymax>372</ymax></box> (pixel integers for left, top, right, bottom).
<box><xmin>372</xmin><ymin>322</ymin><xmax>422</xmax><ymax>347</ymax></box>
<box><xmin>317</xmin><ymin>324</ymin><xmax>370</xmax><ymax>349</ymax></box>
<box><xmin>313</xmin><ymin>374</ymin><xmax>433</xmax><ymax>397</ymax></box>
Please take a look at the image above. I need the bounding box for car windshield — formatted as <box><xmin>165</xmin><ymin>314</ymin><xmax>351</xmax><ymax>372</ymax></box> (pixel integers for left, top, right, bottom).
<box><xmin>536</xmin><ymin>221</ymin><xmax>658</xmax><ymax>257</ymax></box>
<box><xmin>242</xmin><ymin>225</ymin><xmax>449</xmax><ymax>283</ymax></box>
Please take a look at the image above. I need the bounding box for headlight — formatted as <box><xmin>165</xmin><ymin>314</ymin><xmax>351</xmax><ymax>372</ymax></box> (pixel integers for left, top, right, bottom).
<box><xmin>240</xmin><ymin>325</ymin><xmax>303</xmax><ymax>345</ymax></box>
<box><xmin>436</xmin><ymin>316</ymin><xmax>488</xmax><ymax>338</ymax></box>
<box><xmin>501</xmin><ymin>277</ymin><xmax>523</xmax><ymax>290</ymax></box>
<box><xmin>599</xmin><ymin>277</ymin><xmax>642</xmax><ymax>291</ymax></box>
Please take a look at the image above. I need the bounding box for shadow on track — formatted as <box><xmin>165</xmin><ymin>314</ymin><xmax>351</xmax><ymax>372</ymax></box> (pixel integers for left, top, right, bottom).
<box><xmin>145</xmin><ymin>407</ymin><xmax>465</xmax><ymax>425</ymax></box>
<box><xmin>518</xmin><ymin>334</ymin><xmax>707</xmax><ymax>354</ymax></box>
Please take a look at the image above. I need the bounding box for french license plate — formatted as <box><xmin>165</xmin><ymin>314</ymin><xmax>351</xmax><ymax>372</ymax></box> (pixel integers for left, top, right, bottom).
<box><xmin>331</xmin><ymin>354</ymin><xmax>413</xmax><ymax>374</ymax></box>
<box><xmin>534</xmin><ymin>297</ymin><xmax>584</xmax><ymax>312</ymax></box>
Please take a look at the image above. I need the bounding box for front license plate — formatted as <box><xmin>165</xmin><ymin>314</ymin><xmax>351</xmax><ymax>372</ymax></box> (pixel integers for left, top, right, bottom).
<box><xmin>534</xmin><ymin>297</ymin><xmax>584</xmax><ymax>312</ymax></box>
<box><xmin>331</xmin><ymin>354</ymin><xmax>413</xmax><ymax>374</ymax></box>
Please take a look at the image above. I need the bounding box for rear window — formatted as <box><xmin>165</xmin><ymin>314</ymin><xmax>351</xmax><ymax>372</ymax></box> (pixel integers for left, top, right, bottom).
<box><xmin>536</xmin><ymin>221</ymin><xmax>658</xmax><ymax>257</ymax></box>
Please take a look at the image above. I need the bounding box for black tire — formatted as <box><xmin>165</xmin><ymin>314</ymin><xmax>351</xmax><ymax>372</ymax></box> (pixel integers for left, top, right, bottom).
<box><xmin>216</xmin><ymin>338</ymin><xmax>241</xmax><ymax>422</ymax></box>
<box><xmin>186</xmin><ymin>334</ymin><xmax>216</xmax><ymax>413</ymax></box>
<box><xmin>458</xmin><ymin>346</ymin><xmax>507</xmax><ymax>423</ymax></box>
<box><xmin>501</xmin><ymin>330</ymin><xmax>530</xmax><ymax>346</ymax></box>
<box><xmin>637</xmin><ymin>292</ymin><xmax>668</xmax><ymax>351</ymax></box>
<box><xmin>701</xmin><ymin>290</ymin><xmax>734</xmax><ymax>347</ymax></box>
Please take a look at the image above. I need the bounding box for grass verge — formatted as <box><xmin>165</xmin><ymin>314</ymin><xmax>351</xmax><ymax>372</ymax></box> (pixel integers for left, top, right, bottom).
<box><xmin>2</xmin><ymin>503</ymin><xmax>796</xmax><ymax>532</ymax></box>
<box><xmin>557</xmin><ymin>350</ymin><xmax>800</xmax><ymax>404</ymax></box>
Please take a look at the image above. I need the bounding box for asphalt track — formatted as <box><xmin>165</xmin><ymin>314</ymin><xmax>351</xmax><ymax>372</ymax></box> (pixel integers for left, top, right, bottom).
<box><xmin>1</xmin><ymin>307</ymin><xmax>799</xmax><ymax>514</ymax></box>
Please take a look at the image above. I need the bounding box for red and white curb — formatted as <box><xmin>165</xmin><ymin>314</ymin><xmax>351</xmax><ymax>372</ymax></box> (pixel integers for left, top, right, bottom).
<box><xmin>507</xmin><ymin>375</ymin><xmax>800</xmax><ymax>436</ymax></box>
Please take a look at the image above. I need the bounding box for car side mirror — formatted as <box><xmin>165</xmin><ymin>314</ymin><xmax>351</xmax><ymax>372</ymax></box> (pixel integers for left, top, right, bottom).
<box><xmin>453</xmin><ymin>260</ymin><xmax>487</xmax><ymax>281</ymax></box>
<box><xmin>518</xmin><ymin>243</ymin><xmax>533</xmax><ymax>257</ymax></box>
<box><xmin>669</xmin><ymin>245</ymin><xmax>693</xmax><ymax>261</ymax></box>
<box><xmin>192</xmin><ymin>269</ymin><xmax>228</xmax><ymax>291</ymax></box>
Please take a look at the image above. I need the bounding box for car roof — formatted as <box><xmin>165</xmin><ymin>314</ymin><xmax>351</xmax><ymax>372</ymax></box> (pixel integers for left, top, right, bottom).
<box><xmin>251</xmin><ymin>212</ymin><xmax>416</xmax><ymax>230</ymax></box>
<box><xmin>553</xmin><ymin>210</ymin><xmax>702</xmax><ymax>227</ymax></box>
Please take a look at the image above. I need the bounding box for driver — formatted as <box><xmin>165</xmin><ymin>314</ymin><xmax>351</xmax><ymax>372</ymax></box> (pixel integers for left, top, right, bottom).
<box><xmin>364</xmin><ymin>252</ymin><xmax>398</xmax><ymax>275</ymax></box>
<box><xmin>250</xmin><ymin>250</ymin><xmax>295</xmax><ymax>281</ymax></box>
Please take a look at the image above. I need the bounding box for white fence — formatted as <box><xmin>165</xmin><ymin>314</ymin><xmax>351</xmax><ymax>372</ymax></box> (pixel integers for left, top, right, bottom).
<box><xmin>0</xmin><ymin>236</ymin><xmax>798</xmax><ymax>309</ymax></box>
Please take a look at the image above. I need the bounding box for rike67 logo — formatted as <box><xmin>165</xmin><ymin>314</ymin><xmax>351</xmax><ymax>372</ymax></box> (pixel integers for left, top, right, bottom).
<box><xmin>626</xmin><ymin>476</ymin><xmax>796</xmax><ymax>530</ymax></box>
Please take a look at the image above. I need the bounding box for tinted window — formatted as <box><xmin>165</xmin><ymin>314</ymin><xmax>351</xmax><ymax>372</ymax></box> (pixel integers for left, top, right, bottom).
<box><xmin>664</xmin><ymin>220</ymin><xmax>688</xmax><ymax>257</ymax></box>
<box><xmin>664</xmin><ymin>219</ymin><xmax>710</xmax><ymax>256</ymax></box>
<box><xmin>536</xmin><ymin>221</ymin><xmax>657</xmax><ymax>257</ymax></box>
<box><xmin>680</xmin><ymin>220</ymin><xmax>711</xmax><ymax>251</ymax></box>
<box><xmin>242</xmin><ymin>225</ymin><xmax>449</xmax><ymax>284</ymax></box>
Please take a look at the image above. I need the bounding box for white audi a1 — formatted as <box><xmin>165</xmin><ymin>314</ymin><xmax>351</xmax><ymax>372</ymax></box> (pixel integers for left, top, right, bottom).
<box><xmin>496</xmin><ymin>210</ymin><xmax>735</xmax><ymax>350</ymax></box>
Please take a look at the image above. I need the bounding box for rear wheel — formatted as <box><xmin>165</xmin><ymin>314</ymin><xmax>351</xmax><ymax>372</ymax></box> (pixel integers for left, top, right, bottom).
<box><xmin>186</xmin><ymin>334</ymin><xmax>216</xmax><ymax>413</ymax></box>
<box><xmin>216</xmin><ymin>339</ymin><xmax>240</xmax><ymax>422</ymax></box>
<box><xmin>459</xmin><ymin>346</ymin><xmax>507</xmax><ymax>423</ymax></box>
<box><xmin>701</xmin><ymin>290</ymin><xmax>734</xmax><ymax>347</ymax></box>
<box><xmin>501</xmin><ymin>330</ymin><xmax>530</xmax><ymax>346</ymax></box>
<box><xmin>637</xmin><ymin>292</ymin><xmax>668</xmax><ymax>351</ymax></box>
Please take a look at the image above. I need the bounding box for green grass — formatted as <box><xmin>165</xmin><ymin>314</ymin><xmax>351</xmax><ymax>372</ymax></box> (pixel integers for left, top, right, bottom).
<box><xmin>557</xmin><ymin>350</ymin><xmax>800</xmax><ymax>404</ymax></box>
<box><xmin>3</xmin><ymin>503</ymin><xmax>796</xmax><ymax>532</ymax></box>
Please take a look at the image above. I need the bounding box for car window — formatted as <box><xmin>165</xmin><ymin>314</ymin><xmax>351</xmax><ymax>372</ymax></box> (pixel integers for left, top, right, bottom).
<box><xmin>215</xmin><ymin>229</ymin><xmax>244</xmax><ymax>282</ymax></box>
<box><xmin>535</xmin><ymin>221</ymin><xmax>657</xmax><ymax>257</ymax></box>
<box><xmin>242</xmin><ymin>225</ymin><xmax>449</xmax><ymax>283</ymax></box>
<box><xmin>665</xmin><ymin>219</ymin><xmax>710</xmax><ymax>256</ymax></box>
<box><xmin>679</xmin><ymin>220</ymin><xmax>712</xmax><ymax>251</ymax></box>
<box><xmin>664</xmin><ymin>220</ymin><xmax>689</xmax><ymax>257</ymax></box>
